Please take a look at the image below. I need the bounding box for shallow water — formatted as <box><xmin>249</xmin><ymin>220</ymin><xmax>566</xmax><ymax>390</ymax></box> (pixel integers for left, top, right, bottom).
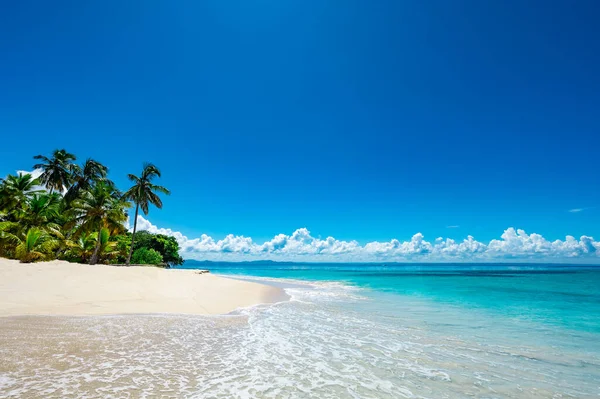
<box><xmin>1</xmin><ymin>263</ymin><xmax>599</xmax><ymax>398</ymax></box>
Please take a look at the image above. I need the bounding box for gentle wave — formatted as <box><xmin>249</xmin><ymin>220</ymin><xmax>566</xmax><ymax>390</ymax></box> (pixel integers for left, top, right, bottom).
<box><xmin>1</xmin><ymin>274</ymin><xmax>599</xmax><ymax>398</ymax></box>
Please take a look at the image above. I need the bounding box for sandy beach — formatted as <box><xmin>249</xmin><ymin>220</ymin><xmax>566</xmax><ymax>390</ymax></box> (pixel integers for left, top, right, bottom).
<box><xmin>0</xmin><ymin>258</ymin><xmax>287</xmax><ymax>316</ymax></box>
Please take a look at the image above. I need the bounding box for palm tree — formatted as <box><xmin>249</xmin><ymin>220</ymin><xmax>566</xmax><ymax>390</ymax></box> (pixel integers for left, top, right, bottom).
<box><xmin>33</xmin><ymin>149</ymin><xmax>77</xmax><ymax>194</ymax></box>
<box><xmin>0</xmin><ymin>173</ymin><xmax>43</xmax><ymax>214</ymax></box>
<box><xmin>2</xmin><ymin>227</ymin><xmax>59</xmax><ymax>263</ymax></box>
<box><xmin>66</xmin><ymin>228</ymin><xmax>116</xmax><ymax>263</ymax></box>
<box><xmin>21</xmin><ymin>193</ymin><xmax>62</xmax><ymax>230</ymax></box>
<box><xmin>65</xmin><ymin>232</ymin><xmax>97</xmax><ymax>263</ymax></box>
<box><xmin>64</xmin><ymin>158</ymin><xmax>110</xmax><ymax>204</ymax></box>
<box><xmin>123</xmin><ymin>163</ymin><xmax>170</xmax><ymax>265</ymax></box>
<box><xmin>0</xmin><ymin>220</ymin><xmax>20</xmax><ymax>257</ymax></box>
<box><xmin>69</xmin><ymin>182</ymin><xmax>129</xmax><ymax>265</ymax></box>
<box><xmin>96</xmin><ymin>228</ymin><xmax>119</xmax><ymax>262</ymax></box>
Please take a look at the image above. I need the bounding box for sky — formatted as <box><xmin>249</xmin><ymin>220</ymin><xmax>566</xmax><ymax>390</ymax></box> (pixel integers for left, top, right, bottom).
<box><xmin>1</xmin><ymin>1</ymin><xmax>599</xmax><ymax>261</ymax></box>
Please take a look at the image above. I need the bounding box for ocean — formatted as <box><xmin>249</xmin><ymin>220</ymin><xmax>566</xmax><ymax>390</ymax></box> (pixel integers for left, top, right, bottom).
<box><xmin>1</xmin><ymin>262</ymin><xmax>599</xmax><ymax>398</ymax></box>
<box><xmin>181</xmin><ymin>262</ymin><xmax>600</xmax><ymax>398</ymax></box>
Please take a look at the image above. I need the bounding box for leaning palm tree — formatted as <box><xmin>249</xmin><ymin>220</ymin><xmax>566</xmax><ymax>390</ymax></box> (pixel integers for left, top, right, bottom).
<box><xmin>123</xmin><ymin>163</ymin><xmax>170</xmax><ymax>265</ymax></box>
<box><xmin>69</xmin><ymin>182</ymin><xmax>129</xmax><ymax>265</ymax></box>
<box><xmin>64</xmin><ymin>158</ymin><xmax>110</xmax><ymax>204</ymax></box>
<box><xmin>33</xmin><ymin>149</ymin><xmax>77</xmax><ymax>194</ymax></box>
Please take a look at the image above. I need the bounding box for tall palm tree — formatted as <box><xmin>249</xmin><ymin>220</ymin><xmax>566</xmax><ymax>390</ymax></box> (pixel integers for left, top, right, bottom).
<box><xmin>69</xmin><ymin>182</ymin><xmax>129</xmax><ymax>265</ymax></box>
<box><xmin>33</xmin><ymin>149</ymin><xmax>77</xmax><ymax>194</ymax></box>
<box><xmin>123</xmin><ymin>163</ymin><xmax>170</xmax><ymax>265</ymax></box>
<box><xmin>64</xmin><ymin>158</ymin><xmax>110</xmax><ymax>204</ymax></box>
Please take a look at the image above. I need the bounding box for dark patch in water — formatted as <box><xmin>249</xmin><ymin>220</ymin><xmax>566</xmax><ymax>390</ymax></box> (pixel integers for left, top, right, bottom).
<box><xmin>353</xmin><ymin>270</ymin><xmax>579</xmax><ymax>278</ymax></box>
<box><xmin>479</xmin><ymin>285</ymin><xmax>600</xmax><ymax>300</ymax></box>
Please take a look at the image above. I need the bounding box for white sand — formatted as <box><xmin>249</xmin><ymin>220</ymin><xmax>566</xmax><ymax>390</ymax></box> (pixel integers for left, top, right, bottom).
<box><xmin>0</xmin><ymin>258</ymin><xmax>287</xmax><ymax>316</ymax></box>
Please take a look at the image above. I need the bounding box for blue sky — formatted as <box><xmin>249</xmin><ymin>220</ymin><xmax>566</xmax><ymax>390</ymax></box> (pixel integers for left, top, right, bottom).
<box><xmin>1</xmin><ymin>1</ymin><xmax>599</xmax><ymax>260</ymax></box>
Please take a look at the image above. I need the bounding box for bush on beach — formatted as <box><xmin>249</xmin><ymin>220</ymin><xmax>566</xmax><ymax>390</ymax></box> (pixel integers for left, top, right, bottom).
<box><xmin>131</xmin><ymin>247</ymin><xmax>164</xmax><ymax>265</ymax></box>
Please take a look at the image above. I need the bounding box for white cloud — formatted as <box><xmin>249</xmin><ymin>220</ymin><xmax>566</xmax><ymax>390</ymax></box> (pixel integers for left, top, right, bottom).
<box><xmin>16</xmin><ymin>169</ymin><xmax>43</xmax><ymax>180</ymax></box>
<box><xmin>364</xmin><ymin>233</ymin><xmax>433</xmax><ymax>257</ymax></box>
<box><xmin>569</xmin><ymin>207</ymin><xmax>594</xmax><ymax>213</ymax></box>
<box><xmin>132</xmin><ymin>216</ymin><xmax>600</xmax><ymax>263</ymax></box>
<box><xmin>446</xmin><ymin>225</ymin><xmax>460</xmax><ymax>228</ymax></box>
<box><xmin>258</xmin><ymin>228</ymin><xmax>361</xmax><ymax>256</ymax></box>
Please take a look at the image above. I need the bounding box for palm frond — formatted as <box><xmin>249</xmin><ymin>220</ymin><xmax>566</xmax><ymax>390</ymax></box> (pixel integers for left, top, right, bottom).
<box><xmin>149</xmin><ymin>184</ymin><xmax>171</xmax><ymax>195</ymax></box>
<box><xmin>146</xmin><ymin>191</ymin><xmax>163</xmax><ymax>209</ymax></box>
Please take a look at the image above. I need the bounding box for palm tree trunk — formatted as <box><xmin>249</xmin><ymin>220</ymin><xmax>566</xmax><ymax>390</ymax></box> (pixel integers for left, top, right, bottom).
<box><xmin>126</xmin><ymin>203</ymin><xmax>139</xmax><ymax>265</ymax></box>
<box><xmin>90</xmin><ymin>228</ymin><xmax>103</xmax><ymax>265</ymax></box>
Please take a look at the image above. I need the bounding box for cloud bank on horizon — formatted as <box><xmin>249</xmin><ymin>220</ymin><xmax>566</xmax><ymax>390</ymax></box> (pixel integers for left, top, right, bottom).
<box><xmin>134</xmin><ymin>216</ymin><xmax>599</xmax><ymax>262</ymax></box>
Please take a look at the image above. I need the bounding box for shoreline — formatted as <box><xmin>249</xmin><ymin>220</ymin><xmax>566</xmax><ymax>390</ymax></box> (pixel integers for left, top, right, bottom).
<box><xmin>0</xmin><ymin>258</ymin><xmax>289</xmax><ymax>317</ymax></box>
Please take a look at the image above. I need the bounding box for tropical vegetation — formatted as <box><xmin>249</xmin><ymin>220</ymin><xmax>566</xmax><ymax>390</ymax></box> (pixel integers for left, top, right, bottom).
<box><xmin>132</xmin><ymin>247</ymin><xmax>164</xmax><ymax>265</ymax></box>
<box><xmin>0</xmin><ymin>150</ymin><xmax>182</xmax><ymax>267</ymax></box>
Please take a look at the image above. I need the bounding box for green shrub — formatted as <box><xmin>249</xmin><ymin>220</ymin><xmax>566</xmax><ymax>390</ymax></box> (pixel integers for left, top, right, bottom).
<box><xmin>132</xmin><ymin>231</ymin><xmax>184</xmax><ymax>267</ymax></box>
<box><xmin>131</xmin><ymin>247</ymin><xmax>163</xmax><ymax>265</ymax></box>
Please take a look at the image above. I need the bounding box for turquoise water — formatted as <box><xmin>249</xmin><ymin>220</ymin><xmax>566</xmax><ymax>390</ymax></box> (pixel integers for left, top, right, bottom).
<box><xmin>180</xmin><ymin>262</ymin><xmax>600</xmax><ymax>333</ymax></box>
<box><xmin>175</xmin><ymin>262</ymin><xmax>600</xmax><ymax>397</ymax></box>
